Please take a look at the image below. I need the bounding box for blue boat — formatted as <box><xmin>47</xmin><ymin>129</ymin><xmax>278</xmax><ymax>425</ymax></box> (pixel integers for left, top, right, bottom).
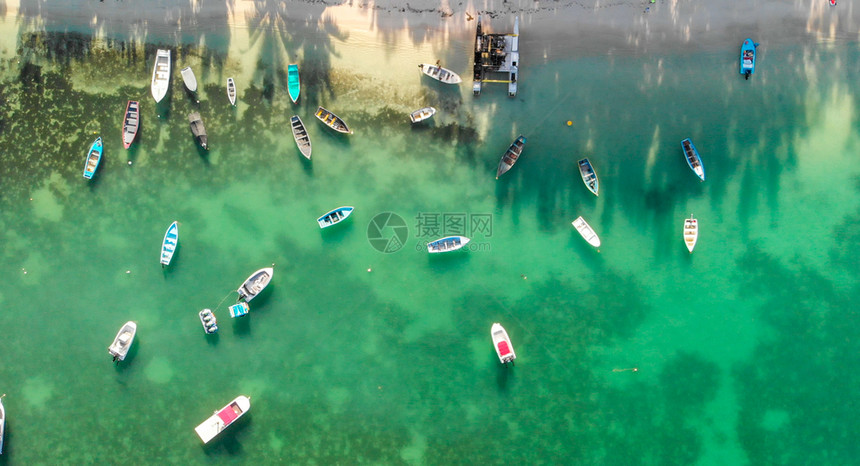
<box><xmin>287</xmin><ymin>64</ymin><xmax>300</xmax><ymax>103</ymax></box>
<box><xmin>160</xmin><ymin>221</ymin><xmax>179</xmax><ymax>267</ymax></box>
<box><xmin>681</xmin><ymin>138</ymin><xmax>705</xmax><ymax>182</ymax></box>
<box><xmin>229</xmin><ymin>302</ymin><xmax>249</xmax><ymax>318</ymax></box>
<box><xmin>318</xmin><ymin>206</ymin><xmax>354</xmax><ymax>228</ymax></box>
<box><xmin>83</xmin><ymin>137</ymin><xmax>103</xmax><ymax>179</ymax></box>
<box><xmin>427</xmin><ymin>236</ymin><xmax>470</xmax><ymax>253</ymax></box>
<box><xmin>740</xmin><ymin>38</ymin><xmax>758</xmax><ymax>80</ymax></box>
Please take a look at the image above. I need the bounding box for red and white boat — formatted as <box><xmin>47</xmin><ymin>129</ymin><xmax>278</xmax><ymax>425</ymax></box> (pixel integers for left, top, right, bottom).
<box><xmin>491</xmin><ymin>323</ymin><xmax>516</xmax><ymax>365</ymax></box>
<box><xmin>194</xmin><ymin>395</ymin><xmax>251</xmax><ymax>443</ymax></box>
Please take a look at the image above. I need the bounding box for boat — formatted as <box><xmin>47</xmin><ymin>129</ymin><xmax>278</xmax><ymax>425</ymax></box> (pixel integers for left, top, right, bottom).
<box><xmin>194</xmin><ymin>395</ymin><xmax>251</xmax><ymax>444</ymax></box>
<box><xmin>491</xmin><ymin>323</ymin><xmax>516</xmax><ymax>365</ymax></box>
<box><xmin>226</xmin><ymin>77</ymin><xmax>237</xmax><ymax>106</ymax></box>
<box><xmin>83</xmin><ymin>136</ymin><xmax>103</xmax><ymax>180</ymax></box>
<box><xmin>410</xmin><ymin>107</ymin><xmax>436</xmax><ymax>124</ymax></box>
<box><xmin>0</xmin><ymin>395</ymin><xmax>5</xmax><ymax>454</ymax></box>
<box><xmin>315</xmin><ymin>106</ymin><xmax>353</xmax><ymax>134</ymax></box>
<box><xmin>180</xmin><ymin>66</ymin><xmax>198</xmax><ymax>93</ymax></box>
<box><xmin>577</xmin><ymin>158</ymin><xmax>599</xmax><ymax>196</ymax></box>
<box><xmin>229</xmin><ymin>302</ymin><xmax>250</xmax><ymax>318</ymax></box>
<box><xmin>681</xmin><ymin>138</ymin><xmax>705</xmax><ymax>181</ymax></box>
<box><xmin>108</xmin><ymin>321</ymin><xmax>137</xmax><ymax>362</ymax></box>
<box><xmin>427</xmin><ymin>236</ymin><xmax>470</xmax><ymax>253</ymax></box>
<box><xmin>199</xmin><ymin>309</ymin><xmax>219</xmax><ymax>334</ymax></box>
<box><xmin>287</xmin><ymin>64</ymin><xmax>300</xmax><ymax>103</ymax></box>
<box><xmin>740</xmin><ymin>38</ymin><xmax>758</xmax><ymax>80</ymax></box>
<box><xmin>150</xmin><ymin>49</ymin><xmax>171</xmax><ymax>103</ymax></box>
<box><xmin>572</xmin><ymin>216</ymin><xmax>600</xmax><ymax>248</ymax></box>
<box><xmin>418</xmin><ymin>63</ymin><xmax>462</xmax><ymax>84</ymax></box>
<box><xmin>237</xmin><ymin>267</ymin><xmax>274</xmax><ymax>302</ymax></box>
<box><xmin>188</xmin><ymin>112</ymin><xmax>208</xmax><ymax>150</ymax></box>
<box><xmin>830</xmin><ymin>0</ymin><xmax>837</xmax><ymax>5</ymax></box>
<box><xmin>318</xmin><ymin>206</ymin><xmax>354</xmax><ymax>228</ymax></box>
<box><xmin>683</xmin><ymin>215</ymin><xmax>698</xmax><ymax>253</ymax></box>
<box><xmin>122</xmin><ymin>100</ymin><xmax>140</xmax><ymax>149</ymax></box>
<box><xmin>496</xmin><ymin>135</ymin><xmax>527</xmax><ymax>179</ymax></box>
<box><xmin>290</xmin><ymin>115</ymin><xmax>312</xmax><ymax>159</ymax></box>
<box><xmin>160</xmin><ymin>221</ymin><xmax>179</xmax><ymax>267</ymax></box>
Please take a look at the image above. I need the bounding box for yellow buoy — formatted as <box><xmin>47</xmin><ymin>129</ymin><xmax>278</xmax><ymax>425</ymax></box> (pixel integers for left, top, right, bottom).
<box><xmin>566</xmin><ymin>120</ymin><xmax>573</xmax><ymax>126</ymax></box>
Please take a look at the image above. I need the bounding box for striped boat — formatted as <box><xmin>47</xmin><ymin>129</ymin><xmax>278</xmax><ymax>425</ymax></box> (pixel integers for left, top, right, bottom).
<box><xmin>83</xmin><ymin>137</ymin><xmax>103</xmax><ymax>180</ymax></box>
<box><xmin>160</xmin><ymin>221</ymin><xmax>179</xmax><ymax>267</ymax></box>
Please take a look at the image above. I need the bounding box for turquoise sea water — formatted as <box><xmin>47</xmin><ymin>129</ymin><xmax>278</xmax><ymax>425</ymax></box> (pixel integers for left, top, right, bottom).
<box><xmin>1</xmin><ymin>14</ymin><xmax>860</xmax><ymax>465</ymax></box>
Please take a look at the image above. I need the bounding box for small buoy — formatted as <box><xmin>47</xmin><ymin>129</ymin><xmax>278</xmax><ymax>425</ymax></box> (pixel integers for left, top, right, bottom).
<box><xmin>566</xmin><ymin>120</ymin><xmax>573</xmax><ymax>126</ymax></box>
<box><xmin>126</xmin><ymin>270</ymin><xmax>131</xmax><ymax>274</ymax></box>
<box><xmin>367</xmin><ymin>268</ymin><xmax>372</xmax><ymax>272</ymax></box>
<box><xmin>127</xmin><ymin>160</ymin><xmax>133</xmax><ymax>165</ymax></box>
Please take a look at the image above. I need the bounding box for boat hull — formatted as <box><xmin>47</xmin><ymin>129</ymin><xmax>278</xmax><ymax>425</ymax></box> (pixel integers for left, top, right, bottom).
<box><xmin>227</xmin><ymin>78</ymin><xmax>237</xmax><ymax>106</ymax></box>
<box><xmin>410</xmin><ymin>107</ymin><xmax>436</xmax><ymax>124</ymax></box>
<box><xmin>151</xmin><ymin>49</ymin><xmax>171</xmax><ymax>103</ymax></box>
<box><xmin>0</xmin><ymin>397</ymin><xmax>5</xmax><ymax>454</ymax></box>
<box><xmin>740</xmin><ymin>38</ymin><xmax>757</xmax><ymax>78</ymax></box>
<box><xmin>318</xmin><ymin>206</ymin><xmax>354</xmax><ymax>228</ymax></box>
<box><xmin>496</xmin><ymin>136</ymin><xmax>527</xmax><ymax>179</ymax></box>
<box><xmin>290</xmin><ymin>115</ymin><xmax>312</xmax><ymax>159</ymax></box>
<box><xmin>572</xmin><ymin>216</ymin><xmax>601</xmax><ymax>248</ymax></box>
<box><xmin>427</xmin><ymin>236</ymin><xmax>470</xmax><ymax>253</ymax></box>
<box><xmin>199</xmin><ymin>309</ymin><xmax>219</xmax><ymax>333</ymax></box>
<box><xmin>122</xmin><ymin>101</ymin><xmax>140</xmax><ymax>149</ymax></box>
<box><xmin>419</xmin><ymin>64</ymin><xmax>462</xmax><ymax>84</ymax></box>
<box><xmin>237</xmin><ymin>267</ymin><xmax>274</xmax><ymax>302</ymax></box>
<box><xmin>491</xmin><ymin>323</ymin><xmax>516</xmax><ymax>364</ymax></box>
<box><xmin>108</xmin><ymin>321</ymin><xmax>137</xmax><ymax>361</ymax></box>
<box><xmin>315</xmin><ymin>106</ymin><xmax>352</xmax><ymax>134</ymax></box>
<box><xmin>577</xmin><ymin>158</ymin><xmax>599</xmax><ymax>196</ymax></box>
<box><xmin>181</xmin><ymin>66</ymin><xmax>198</xmax><ymax>93</ymax></box>
<box><xmin>83</xmin><ymin>137</ymin><xmax>103</xmax><ymax>179</ymax></box>
<box><xmin>161</xmin><ymin>221</ymin><xmax>179</xmax><ymax>266</ymax></box>
<box><xmin>681</xmin><ymin>138</ymin><xmax>705</xmax><ymax>181</ymax></box>
<box><xmin>684</xmin><ymin>216</ymin><xmax>698</xmax><ymax>253</ymax></box>
<box><xmin>287</xmin><ymin>64</ymin><xmax>300</xmax><ymax>103</ymax></box>
<box><xmin>189</xmin><ymin>112</ymin><xmax>208</xmax><ymax>150</ymax></box>
<box><xmin>195</xmin><ymin>396</ymin><xmax>251</xmax><ymax>444</ymax></box>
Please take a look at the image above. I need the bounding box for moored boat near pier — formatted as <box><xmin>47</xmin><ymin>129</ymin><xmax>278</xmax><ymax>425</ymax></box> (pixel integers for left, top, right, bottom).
<box><xmin>122</xmin><ymin>101</ymin><xmax>140</xmax><ymax>149</ymax></box>
<box><xmin>150</xmin><ymin>49</ymin><xmax>171</xmax><ymax>103</ymax></box>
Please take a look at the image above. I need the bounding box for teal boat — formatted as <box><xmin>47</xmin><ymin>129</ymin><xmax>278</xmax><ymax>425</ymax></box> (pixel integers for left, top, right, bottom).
<box><xmin>287</xmin><ymin>64</ymin><xmax>300</xmax><ymax>103</ymax></box>
<box><xmin>83</xmin><ymin>136</ymin><xmax>103</xmax><ymax>180</ymax></box>
<box><xmin>740</xmin><ymin>38</ymin><xmax>758</xmax><ymax>80</ymax></box>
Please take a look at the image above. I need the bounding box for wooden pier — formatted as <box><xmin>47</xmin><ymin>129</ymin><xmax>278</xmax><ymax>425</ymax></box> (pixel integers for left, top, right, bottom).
<box><xmin>472</xmin><ymin>16</ymin><xmax>520</xmax><ymax>97</ymax></box>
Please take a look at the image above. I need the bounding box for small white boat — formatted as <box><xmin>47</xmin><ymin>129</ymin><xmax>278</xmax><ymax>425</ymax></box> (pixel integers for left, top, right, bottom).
<box><xmin>410</xmin><ymin>107</ymin><xmax>436</xmax><ymax>124</ymax></box>
<box><xmin>237</xmin><ymin>267</ymin><xmax>274</xmax><ymax>302</ymax></box>
<box><xmin>160</xmin><ymin>221</ymin><xmax>179</xmax><ymax>267</ymax></box>
<box><xmin>290</xmin><ymin>115</ymin><xmax>312</xmax><ymax>160</ymax></box>
<box><xmin>226</xmin><ymin>77</ymin><xmax>237</xmax><ymax>106</ymax></box>
<box><xmin>0</xmin><ymin>395</ymin><xmax>5</xmax><ymax>455</ymax></box>
<box><xmin>199</xmin><ymin>309</ymin><xmax>219</xmax><ymax>333</ymax></box>
<box><xmin>491</xmin><ymin>323</ymin><xmax>516</xmax><ymax>365</ymax></box>
<box><xmin>150</xmin><ymin>49</ymin><xmax>171</xmax><ymax>103</ymax></box>
<box><xmin>684</xmin><ymin>215</ymin><xmax>698</xmax><ymax>253</ymax></box>
<box><xmin>572</xmin><ymin>216</ymin><xmax>600</xmax><ymax>248</ymax></box>
<box><xmin>418</xmin><ymin>63</ymin><xmax>462</xmax><ymax>84</ymax></box>
<box><xmin>318</xmin><ymin>206</ymin><xmax>354</xmax><ymax>228</ymax></box>
<box><xmin>108</xmin><ymin>321</ymin><xmax>137</xmax><ymax>362</ymax></box>
<box><xmin>194</xmin><ymin>395</ymin><xmax>251</xmax><ymax>444</ymax></box>
<box><xmin>180</xmin><ymin>66</ymin><xmax>198</xmax><ymax>93</ymax></box>
<box><xmin>427</xmin><ymin>236</ymin><xmax>470</xmax><ymax>253</ymax></box>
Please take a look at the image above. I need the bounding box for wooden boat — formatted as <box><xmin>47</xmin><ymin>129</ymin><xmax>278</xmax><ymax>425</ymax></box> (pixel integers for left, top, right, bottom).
<box><xmin>418</xmin><ymin>63</ymin><xmax>462</xmax><ymax>84</ymax></box>
<box><xmin>122</xmin><ymin>100</ymin><xmax>140</xmax><ymax>149</ymax></box>
<box><xmin>199</xmin><ymin>309</ymin><xmax>219</xmax><ymax>334</ymax></box>
<box><xmin>491</xmin><ymin>323</ymin><xmax>516</xmax><ymax>365</ymax></box>
<box><xmin>237</xmin><ymin>267</ymin><xmax>274</xmax><ymax>302</ymax></box>
<box><xmin>160</xmin><ymin>221</ymin><xmax>179</xmax><ymax>267</ymax></box>
<box><xmin>189</xmin><ymin>112</ymin><xmax>208</xmax><ymax>150</ymax></box>
<box><xmin>496</xmin><ymin>135</ymin><xmax>527</xmax><ymax>179</ymax></box>
<box><xmin>0</xmin><ymin>395</ymin><xmax>5</xmax><ymax>455</ymax></box>
<box><xmin>287</xmin><ymin>64</ymin><xmax>300</xmax><ymax>103</ymax></box>
<box><xmin>226</xmin><ymin>77</ymin><xmax>237</xmax><ymax>106</ymax></box>
<box><xmin>108</xmin><ymin>321</ymin><xmax>137</xmax><ymax>362</ymax></box>
<box><xmin>180</xmin><ymin>66</ymin><xmax>198</xmax><ymax>93</ymax></box>
<box><xmin>229</xmin><ymin>302</ymin><xmax>250</xmax><ymax>318</ymax></box>
<box><xmin>315</xmin><ymin>106</ymin><xmax>353</xmax><ymax>134</ymax></box>
<box><xmin>683</xmin><ymin>215</ymin><xmax>698</xmax><ymax>253</ymax></box>
<box><xmin>290</xmin><ymin>115</ymin><xmax>312</xmax><ymax>159</ymax></box>
<box><xmin>572</xmin><ymin>216</ymin><xmax>600</xmax><ymax>248</ymax></box>
<box><xmin>739</xmin><ymin>38</ymin><xmax>758</xmax><ymax>80</ymax></box>
<box><xmin>150</xmin><ymin>49</ymin><xmax>171</xmax><ymax>103</ymax></box>
<box><xmin>427</xmin><ymin>236</ymin><xmax>470</xmax><ymax>253</ymax></box>
<box><xmin>681</xmin><ymin>138</ymin><xmax>705</xmax><ymax>181</ymax></box>
<box><xmin>83</xmin><ymin>136</ymin><xmax>103</xmax><ymax>180</ymax></box>
<box><xmin>194</xmin><ymin>395</ymin><xmax>251</xmax><ymax>444</ymax></box>
<box><xmin>410</xmin><ymin>107</ymin><xmax>436</xmax><ymax>124</ymax></box>
<box><xmin>318</xmin><ymin>206</ymin><xmax>354</xmax><ymax>228</ymax></box>
<box><xmin>578</xmin><ymin>158</ymin><xmax>599</xmax><ymax>196</ymax></box>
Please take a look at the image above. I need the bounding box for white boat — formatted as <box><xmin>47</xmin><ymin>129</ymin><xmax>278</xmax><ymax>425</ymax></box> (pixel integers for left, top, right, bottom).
<box><xmin>491</xmin><ymin>323</ymin><xmax>516</xmax><ymax>365</ymax></box>
<box><xmin>410</xmin><ymin>107</ymin><xmax>436</xmax><ymax>124</ymax></box>
<box><xmin>180</xmin><ymin>66</ymin><xmax>198</xmax><ymax>93</ymax></box>
<box><xmin>572</xmin><ymin>216</ymin><xmax>600</xmax><ymax>248</ymax></box>
<box><xmin>290</xmin><ymin>115</ymin><xmax>312</xmax><ymax>159</ymax></box>
<box><xmin>427</xmin><ymin>236</ymin><xmax>470</xmax><ymax>253</ymax></box>
<box><xmin>227</xmin><ymin>77</ymin><xmax>237</xmax><ymax>106</ymax></box>
<box><xmin>317</xmin><ymin>206</ymin><xmax>354</xmax><ymax>228</ymax></box>
<box><xmin>684</xmin><ymin>215</ymin><xmax>698</xmax><ymax>253</ymax></box>
<box><xmin>150</xmin><ymin>49</ymin><xmax>171</xmax><ymax>103</ymax></box>
<box><xmin>108</xmin><ymin>321</ymin><xmax>137</xmax><ymax>362</ymax></box>
<box><xmin>0</xmin><ymin>395</ymin><xmax>5</xmax><ymax>455</ymax></box>
<box><xmin>237</xmin><ymin>267</ymin><xmax>274</xmax><ymax>302</ymax></box>
<box><xmin>418</xmin><ymin>63</ymin><xmax>462</xmax><ymax>84</ymax></box>
<box><xmin>194</xmin><ymin>395</ymin><xmax>251</xmax><ymax>444</ymax></box>
<box><xmin>160</xmin><ymin>221</ymin><xmax>179</xmax><ymax>267</ymax></box>
<box><xmin>199</xmin><ymin>309</ymin><xmax>218</xmax><ymax>333</ymax></box>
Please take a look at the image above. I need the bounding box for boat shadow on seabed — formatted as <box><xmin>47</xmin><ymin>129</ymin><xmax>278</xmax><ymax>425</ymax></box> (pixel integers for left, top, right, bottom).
<box><xmin>496</xmin><ymin>358</ymin><xmax>515</xmax><ymax>391</ymax></box>
<box><xmin>114</xmin><ymin>338</ymin><xmax>140</xmax><ymax>372</ymax></box>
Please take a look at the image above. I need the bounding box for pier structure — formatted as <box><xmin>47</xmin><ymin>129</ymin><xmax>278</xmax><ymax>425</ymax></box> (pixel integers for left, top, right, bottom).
<box><xmin>472</xmin><ymin>16</ymin><xmax>519</xmax><ymax>97</ymax></box>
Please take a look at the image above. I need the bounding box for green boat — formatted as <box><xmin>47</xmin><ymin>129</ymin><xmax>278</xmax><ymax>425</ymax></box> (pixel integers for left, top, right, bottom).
<box><xmin>287</xmin><ymin>64</ymin><xmax>300</xmax><ymax>103</ymax></box>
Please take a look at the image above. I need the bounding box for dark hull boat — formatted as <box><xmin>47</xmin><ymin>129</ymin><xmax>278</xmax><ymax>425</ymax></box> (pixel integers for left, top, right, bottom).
<box><xmin>188</xmin><ymin>112</ymin><xmax>208</xmax><ymax>150</ymax></box>
<box><xmin>496</xmin><ymin>135</ymin><xmax>526</xmax><ymax>179</ymax></box>
<box><xmin>577</xmin><ymin>158</ymin><xmax>598</xmax><ymax>196</ymax></box>
<box><xmin>315</xmin><ymin>106</ymin><xmax>353</xmax><ymax>134</ymax></box>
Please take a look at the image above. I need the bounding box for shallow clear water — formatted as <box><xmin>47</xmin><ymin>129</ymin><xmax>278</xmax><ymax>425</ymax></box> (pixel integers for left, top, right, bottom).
<box><xmin>0</xmin><ymin>16</ymin><xmax>859</xmax><ymax>465</ymax></box>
